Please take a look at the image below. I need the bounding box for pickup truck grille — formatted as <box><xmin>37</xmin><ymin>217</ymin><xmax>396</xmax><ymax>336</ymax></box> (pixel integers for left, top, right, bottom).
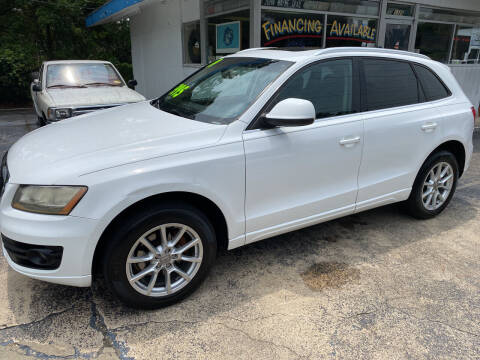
<box><xmin>72</xmin><ymin>104</ymin><xmax>124</xmax><ymax>117</ymax></box>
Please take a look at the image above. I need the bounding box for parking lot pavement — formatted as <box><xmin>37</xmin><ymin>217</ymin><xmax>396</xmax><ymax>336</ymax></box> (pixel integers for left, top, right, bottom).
<box><xmin>0</xmin><ymin>109</ymin><xmax>479</xmax><ymax>360</ymax></box>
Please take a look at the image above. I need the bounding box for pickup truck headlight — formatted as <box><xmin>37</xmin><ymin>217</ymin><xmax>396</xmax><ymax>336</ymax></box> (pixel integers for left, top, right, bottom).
<box><xmin>12</xmin><ymin>185</ymin><xmax>87</xmax><ymax>215</ymax></box>
<box><xmin>47</xmin><ymin>107</ymin><xmax>72</xmax><ymax>121</ymax></box>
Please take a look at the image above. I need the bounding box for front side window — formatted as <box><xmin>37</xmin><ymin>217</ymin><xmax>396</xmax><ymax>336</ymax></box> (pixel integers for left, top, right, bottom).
<box><xmin>363</xmin><ymin>59</ymin><xmax>419</xmax><ymax>111</ymax></box>
<box><xmin>413</xmin><ymin>64</ymin><xmax>450</xmax><ymax>101</ymax></box>
<box><xmin>46</xmin><ymin>63</ymin><xmax>124</xmax><ymax>88</ymax></box>
<box><xmin>273</xmin><ymin>59</ymin><xmax>354</xmax><ymax>119</ymax></box>
<box><xmin>153</xmin><ymin>57</ymin><xmax>292</xmax><ymax>124</ymax></box>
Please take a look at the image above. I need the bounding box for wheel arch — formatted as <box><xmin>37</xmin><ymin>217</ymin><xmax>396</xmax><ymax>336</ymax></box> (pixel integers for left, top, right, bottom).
<box><xmin>91</xmin><ymin>191</ymin><xmax>229</xmax><ymax>276</ymax></box>
<box><xmin>425</xmin><ymin>140</ymin><xmax>466</xmax><ymax>178</ymax></box>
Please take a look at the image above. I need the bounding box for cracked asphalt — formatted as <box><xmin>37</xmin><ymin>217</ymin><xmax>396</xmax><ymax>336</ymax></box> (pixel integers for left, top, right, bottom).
<box><xmin>0</xmin><ymin>109</ymin><xmax>479</xmax><ymax>359</ymax></box>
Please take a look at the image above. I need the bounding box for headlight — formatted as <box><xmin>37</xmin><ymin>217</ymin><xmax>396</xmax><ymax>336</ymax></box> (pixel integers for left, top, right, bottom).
<box><xmin>12</xmin><ymin>186</ymin><xmax>87</xmax><ymax>215</ymax></box>
<box><xmin>47</xmin><ymin>107</ymin><xmax>72</xmax><ymax>121</ymax></box>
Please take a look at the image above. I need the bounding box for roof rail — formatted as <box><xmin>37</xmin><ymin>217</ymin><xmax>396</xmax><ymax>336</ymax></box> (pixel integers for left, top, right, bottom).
<box><xmin>314</xmin><ymin>47</ymin><xmax>430</xmax><ymax>60</ymax></box>
<box><xmin>236</xmin><ymin>47</ymin><xmax>277</xmax><ymax>53</ymax></box>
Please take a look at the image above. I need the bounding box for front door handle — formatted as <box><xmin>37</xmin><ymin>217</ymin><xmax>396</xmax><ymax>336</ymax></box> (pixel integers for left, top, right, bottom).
<box><xmin>339</xmin><ymin>136</ymin><xmax>361</xmax><ymax>147</ymax></box>
<box><xmin>421</xmin><ymin>122</ymin><xmax>438</xmax><ymax>132</ymax></box>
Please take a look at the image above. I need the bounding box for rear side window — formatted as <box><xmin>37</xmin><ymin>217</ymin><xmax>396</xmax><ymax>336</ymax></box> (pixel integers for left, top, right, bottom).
<box><xmin>413</xmin><ymin>64</ymin><xmax>450</xmax><ymax>101</ymax></box>
<box><xmin>363</xmin><ymin>59</ymin><xmax>419</xmax><ymax>111</ymax></box>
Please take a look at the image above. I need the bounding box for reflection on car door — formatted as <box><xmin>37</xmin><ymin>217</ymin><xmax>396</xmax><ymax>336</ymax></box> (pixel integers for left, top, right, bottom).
<box><xmin>243</xmin><ymin>58</ymin><xmax>364</xmax><ymax>244</ymax></box>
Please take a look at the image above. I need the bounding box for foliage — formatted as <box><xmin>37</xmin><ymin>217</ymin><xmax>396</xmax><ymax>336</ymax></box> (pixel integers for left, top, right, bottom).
<box><xmin>0</xmin><ymin>0</ymin><xmax>132</xmax><ymax>105</ymax></box>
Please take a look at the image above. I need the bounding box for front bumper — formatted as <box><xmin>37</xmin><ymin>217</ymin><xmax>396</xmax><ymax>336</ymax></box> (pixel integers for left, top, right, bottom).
<box><xmin>0</xmin><ymin>184</ymin><xmax>99</xmax><ymax>287</ymax></box>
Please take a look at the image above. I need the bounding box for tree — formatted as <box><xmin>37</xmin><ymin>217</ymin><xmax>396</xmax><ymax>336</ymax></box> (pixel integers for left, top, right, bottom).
<box><xmin>0</xmin><ymin>0</ymin><xmax>133</xmax><ymax>105</ymax></box>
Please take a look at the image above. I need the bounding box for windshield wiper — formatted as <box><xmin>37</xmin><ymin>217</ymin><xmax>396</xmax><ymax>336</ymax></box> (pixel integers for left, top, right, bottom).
<box><xmin>82</xmin><ymin>82</ymin><xmax>120</xmax><ymax>87</ymax></box>
<box><xmin>47</xmin><ymin>84</ymin><xmax>87</xmax><ymax>89</ymax></box>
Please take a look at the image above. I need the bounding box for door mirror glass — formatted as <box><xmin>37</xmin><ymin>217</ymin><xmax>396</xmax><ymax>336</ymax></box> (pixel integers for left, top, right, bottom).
<box><xmin>264</xmin><ymin>98</ymin><xmax>315</xmax><ymax>127</ymax></box>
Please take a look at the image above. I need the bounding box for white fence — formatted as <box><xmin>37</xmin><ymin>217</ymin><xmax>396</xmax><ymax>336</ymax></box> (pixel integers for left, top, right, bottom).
<box><xmin>449</xmin><ymin>64</ymin><xmax>480</xmax><ymax>108</ymax></box>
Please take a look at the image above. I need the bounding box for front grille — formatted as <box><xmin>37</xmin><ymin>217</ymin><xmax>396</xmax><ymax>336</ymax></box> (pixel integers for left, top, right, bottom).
<box><xmin>72</xmin><ymin>104</ymin><xmax>122</xmax><ymax>117</ymax></box>
<box><xmin>2</xmin><ymin>235</ymin><xmax>63</xmax><ymax>270</ymax></box>
<box><xmin>0</xmin><ymin>152</ymin><xmax>9</xmax><ymax>197</ymax></box>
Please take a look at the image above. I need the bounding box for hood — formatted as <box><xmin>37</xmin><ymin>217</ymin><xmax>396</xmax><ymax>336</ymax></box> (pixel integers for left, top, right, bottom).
<box><xmin>7</xmin><ymin>101</ymin><xmax>227</xmax><ymax>184</ymax></box>
<box><xmin>47</xmin><ymin>86</ymin><xmax>145</xmax><ymax>107</ymax></box>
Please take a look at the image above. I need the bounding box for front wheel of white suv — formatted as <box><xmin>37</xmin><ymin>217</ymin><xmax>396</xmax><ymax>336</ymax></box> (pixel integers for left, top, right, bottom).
<box><xmin>102</xmin><ymin>202</ymin><xmax>217</xmax><ymax>309</ymax></box>
<box><xmin>406</xmin><ymin>150</ymin><xmax>459</xmax><ymax>219</ymax></box>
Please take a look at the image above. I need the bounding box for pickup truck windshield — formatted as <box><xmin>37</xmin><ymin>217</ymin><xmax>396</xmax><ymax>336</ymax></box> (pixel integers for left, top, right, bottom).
<box><xmin>46</xmin><ymin>63</ymin><xmax>124</xmax><ymax>88</ymax></box>
<box><xmin>152</xmin><ymin>57</ymin><xmax>293</xmax><ymax>124</ymax></box>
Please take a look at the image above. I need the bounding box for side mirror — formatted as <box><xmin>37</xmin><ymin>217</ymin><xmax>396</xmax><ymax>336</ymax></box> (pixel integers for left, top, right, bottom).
<box><xmin>127</xmin><ymin>79</ymin><xmax>138</xmax><ymax>89</ymax></box>
<box><xmin>263</xmin><ymin>98</ymin><xmax>315</xmax><ymax>128</ymax></box>
<box><xmin>31</xmin><ymin>71</ymin><xmax>39</xmax><ymax>81</ymax></box>
<box><xmin>32</xmin><ymin>82</ymin><xmax>42</xmax><ymax>92</ymax></box>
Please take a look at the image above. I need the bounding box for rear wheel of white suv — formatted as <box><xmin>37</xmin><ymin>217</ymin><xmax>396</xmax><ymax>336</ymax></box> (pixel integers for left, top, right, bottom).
<box><xmin>102</xmin><ymin>202</ymin><xmax>217</xmax><ymax>309</ymax></box>
<box><xmin>407</xmin><ymin>151</ymin><xmax>459</xmax><ymax>219</ymax></box>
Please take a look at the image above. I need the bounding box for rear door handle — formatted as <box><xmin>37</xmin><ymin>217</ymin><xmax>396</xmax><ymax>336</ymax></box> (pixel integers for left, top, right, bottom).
<box><xmin>339</xmin><ymin>136</ymin><xmax>361</xmax><ymax>147</ymax></box>
<box><xmin>421</xmin><ymin>122</ymin><xmax>438</xmax><ymax>132</ymax></box>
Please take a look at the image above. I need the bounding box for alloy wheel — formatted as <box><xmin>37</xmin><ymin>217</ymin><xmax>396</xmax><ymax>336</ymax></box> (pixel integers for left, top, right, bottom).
<box><xmin>422</xmin><ymin>161</ymin><xmax>454</xmax><ymax>211</ymax></box>
<box><xmin>125</xmin><ymin>223</ymin><xmax>203</xmax><ymax>297</ymax></box>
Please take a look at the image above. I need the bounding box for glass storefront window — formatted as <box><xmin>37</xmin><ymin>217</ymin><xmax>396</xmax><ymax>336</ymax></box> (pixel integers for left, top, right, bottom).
<box><xmin>415</xmin><ymin>22</ymin><xmax>453</xmax><ymax>63</ymax></box>
<box><xmin>419</xmin><ymin>7</ymin><xmax>480</xmax><ymax>25</ymax></box>
<box><xmin>183</xmin><ymin>22</ymin><xmax>201</xmax><ymax>64</ymax></box>
<box><xmin>261</xmin><ymin>11</ymin><xmax>324</xmax><ymax>47</ymax></box>
<box><xmin>207</xmin><ymin>10</ymin><xmax>250</xmax><ymax>62</ymax></box>
<box><xmin>261</xmin><ymin>0</ymin><xmax>379</xmax><ymax>17</ymax></box>
<box><xmin>326</xmin><ymin>16</ymin><xmax>377</xmax><ymax>47</ymax></box>
<box><xmin>205</xmin><ymin>0</ymin><xmax>250</xmax><ymax>16</ymax></box>
<box><xmin>451</xmin><ymin>26</ymin><xmax>480</xmax><ymax>64</ymax></box>
<box><xmin>386</xmin><ymin>3</ymin><xmax>414</xmax><ymax>17</ymax></box>
<box><xmin>385</xmin><ymin>23</ymin><xmax>410</xmax><ymax>50</ymax></box>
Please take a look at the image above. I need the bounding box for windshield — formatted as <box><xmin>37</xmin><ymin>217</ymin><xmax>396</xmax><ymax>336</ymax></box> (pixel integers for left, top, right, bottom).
<box><xmin>152</xmin><ymin>57</ymin><xmax>293</xmax><ymax>124</ymax></box>
<box><xmin>46</xmin><ymin>63</ymin><xmax>124</xmax><ymax>88</ymax></box>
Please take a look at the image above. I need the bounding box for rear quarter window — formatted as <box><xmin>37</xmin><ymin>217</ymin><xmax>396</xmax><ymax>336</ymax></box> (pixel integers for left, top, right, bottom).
<box><xmin>413</xmin><ymin>64</ymin><xmax>450</xmax><ymax>101</ymax></box>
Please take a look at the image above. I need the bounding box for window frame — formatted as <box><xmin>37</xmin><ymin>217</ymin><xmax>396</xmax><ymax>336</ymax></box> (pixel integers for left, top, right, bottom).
<box><xmin>182</xmin><ymin>20</ymin><xmax>202</xmax><ymax>66</ymax></box>
<box><xmin>247</xmin><ymin>56</ymin><xmax>361</xmax><ymax>130</ymax></box>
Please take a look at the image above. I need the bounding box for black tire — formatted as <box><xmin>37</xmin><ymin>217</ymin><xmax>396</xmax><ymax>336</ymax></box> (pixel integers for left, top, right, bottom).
<box><xmin>102</xmin><ymin>202</ymin><xmax>217</xmax><ymax>309</ymax></box>
<box><xmin>37</xmin><ymin>115</ymin><xmax>46</xmax><ymax>127</ymax></box>
<box><xmin>406</xmin><ymin>150</ymin><xmax>459</xmax><ymax>219</ymax></box>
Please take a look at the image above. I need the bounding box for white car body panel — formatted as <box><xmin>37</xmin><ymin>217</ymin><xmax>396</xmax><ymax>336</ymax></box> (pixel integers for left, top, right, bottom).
<box><xmin>1</xmin><ymin>48</ymin><xmax>474</xmax><ymax>287</ymax></box>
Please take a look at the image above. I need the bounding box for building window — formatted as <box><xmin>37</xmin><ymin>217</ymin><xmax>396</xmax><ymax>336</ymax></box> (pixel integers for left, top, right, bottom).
<box><xmin>415</xmin><ymin>23</ymin><xmax>454</xmax><ymax>63</ymax></box>
<box><xmin>261</xmin><ymin>0</ymin><xmax>379</xmax><ymax>17</ymax></box>
<box><xmin>419</xmin><ymin>7</ymin><xmax>480</xmax><ymax>25</ymax></box>
<box><xmin>326</xmin><ymin>16</ymin><xmax>377</xmax><ymax>47</ymax></box>
<box><xmin>451</xmin><ymin>26</ymin><xmax>480</xmax><ymax>64</ymax></box>
<box><xmin>261</xmin><ymin>11</ymin><xmax>324</xmax><ymax>47</ymax></box>
<box><xmin>207</xmin><ymin>10</ymin><xmax>250</xmax><ymax>62</ymax></box>
<box><xmin>386</xmin><ymin>3</ymin><xmax>414</xmax><ymax>17</ymax></box>
<box><xmin>183</xmin><ymin>21</ymin><xmax>201</xmax><ymax>64</ymax></box>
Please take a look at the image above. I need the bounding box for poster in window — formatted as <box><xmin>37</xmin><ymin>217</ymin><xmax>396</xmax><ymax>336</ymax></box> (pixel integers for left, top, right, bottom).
<box><xmin>261</xmin><ymin>12</ymin><xmax>324</xmax><ymax>47</ymax></box>
<box><xmin>216</xmin><ymin>21</ymin><xmax>241</xmax><ymax>53</ymax></box>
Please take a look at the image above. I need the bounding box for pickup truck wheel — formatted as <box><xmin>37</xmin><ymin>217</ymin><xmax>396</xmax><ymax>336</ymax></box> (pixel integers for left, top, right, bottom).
<box><xmin>37</xmin><ymin>115</ymin><xmax>46</xmax><ymax>127</ymax></box>
<box><xmin>102</xmin><ymin>203</ymin><xmax>217</xmax><ymax>309</ymax></box>
<box><xmin>406</xmin><ymin>151</ymin><xmax>458</xmax><ymax>219</ymax></box>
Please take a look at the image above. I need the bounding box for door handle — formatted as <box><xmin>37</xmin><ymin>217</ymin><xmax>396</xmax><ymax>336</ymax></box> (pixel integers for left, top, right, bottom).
<box><xmin>339</xmin><ymin>136</ymin><xmax>361</xmax><ymax>147</ymax></box>
<box><xmin>421</xmin><ymin>122</ymin><xmax>438</xmax><ymax>132</ymax></box>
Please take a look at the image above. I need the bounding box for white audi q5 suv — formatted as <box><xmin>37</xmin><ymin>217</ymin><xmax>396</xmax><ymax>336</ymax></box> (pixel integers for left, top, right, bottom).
<box><xmin>0</xmin><ymin>47</ymin><xmax>474</xmax><ymax>308</ymax></box>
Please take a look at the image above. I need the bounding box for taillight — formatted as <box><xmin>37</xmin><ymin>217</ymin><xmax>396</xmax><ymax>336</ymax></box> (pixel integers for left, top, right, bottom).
<box><xmin>471</xmin><ymin>106</ymin><xmax>476</xmax><ymax>122</ymax></box>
